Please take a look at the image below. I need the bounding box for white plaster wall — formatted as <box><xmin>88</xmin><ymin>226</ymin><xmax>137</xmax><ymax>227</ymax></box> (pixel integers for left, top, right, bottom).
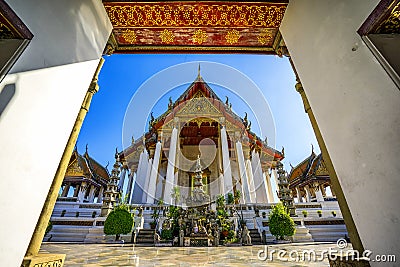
<box><xmin>8</xmin><ymin>0</ymin><xmax>111</xmax><ymax>73</ymax></box>
<box><xmin>281</xmin><ymin>0</ymin><xmax>400</xmax><ymax>261</ymax></box>
<box><xmin>0</xmin><ymin>1</ymin><xmax>111</xmax><ymax>266</ymax></box>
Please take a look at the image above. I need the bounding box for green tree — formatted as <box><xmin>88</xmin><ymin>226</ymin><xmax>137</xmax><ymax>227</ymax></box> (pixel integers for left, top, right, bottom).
<box><xmin>226</xmin><ymin>193</ymin><xmax>234</xmax><ymax>205</ymax></box>
<box><xmin>268</xmin><ymin>202</ymin><xmax>296</xmax><ymax>240</ymax></box>
<box><xmin>104</xmin><ymin>206</ymin><xmax>133</xmax><ymax>241</ymax></box>
<box><xmin>171</xmin><ymin>186</ymin><xmax>181</xmax><ymax>205</ymax></box>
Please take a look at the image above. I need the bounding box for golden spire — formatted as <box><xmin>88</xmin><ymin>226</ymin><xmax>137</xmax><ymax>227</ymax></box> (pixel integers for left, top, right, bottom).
<box><xmin>197</xmin><ymin>63</ymin><xmax>201</xmax><ymax>79</ymax></box>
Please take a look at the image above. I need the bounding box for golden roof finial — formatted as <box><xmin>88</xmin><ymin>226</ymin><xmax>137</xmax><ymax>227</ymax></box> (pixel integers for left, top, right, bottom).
<box><xmin>197</xmin><ymin>63</ymin><xmax>201</xmax><ymax>79</ymax></box>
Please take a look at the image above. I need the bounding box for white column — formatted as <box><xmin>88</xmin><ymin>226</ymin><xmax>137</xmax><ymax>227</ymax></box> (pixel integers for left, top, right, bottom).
<box><xmin>142</xmin><ymin>156</ymin><xmax>153</xmax><ymax>203</ymax></box>
<box><xmin>118</xmin><ymin>166</ymin><xmax>127</xmax><ymax>193</ymax></box>
<box><xmin>315</xmin><ymin>184</ymin><xmax>324</xmax><ymax>202</ymax></box>
<box><xmin>61</xmin><ymin>183</ymin><xmax>70</xmax><ymax>197</ymax></box>
<box><xmin>147</xmin><ymin>141</ymin><xmax>162</xmax><ymax>204</ymax></box>
<box><xmin>236</xmin><ymin>141</ymin><xmax>251</xmax><ymax>203</ymax></box>
<box><xmin>264</xmin><ymin>171</ymin><xmax>274</xmax><ymax>203</ymax></box>
<box><xmin>134</xmin><ymin>150</ymin><xmax>148</xmax><ymax>204</ymax></box>
<box><xmin>88</xmin><ymin>185</ymin><xmax>96</xmax><ymax>203</ymax></box>
<box><xmin>125</xmin><ymin>171</ymin><xmax>135</xmax><ymax>203</ymax></box>
<box><xmin>164</xmin><ymin>127</ymin><xmax>178</xmax><ymax>205</ymax></box>
<box><xmin>304</xmin><ymin>185</ymin><xmax>311</xmax><ymax>203</ymax></box>
<box><xmin>220</xmin><ymin>126</ymin><xmax>233</xmax><ymax>195</ymax></box>
<box><xmin>245</xmin><ymin>158</ymin><xmax>256</xmax><ymax>203</ymax></box>
<box><xmin>97</xmin><ymin>186</ymin><xmax>104</xmax><ymax>203</ymax></box>
<box><xmin>271</xmin><ymin>169</ymin><xmax>280</xmax><ymax>202</ymax></box>
<box><xmin>252</xmin><ymin>151</ymin><xmax>267</xmax><ymax>203</ymax></box>
<box><xmin>296</xmin><ymin>186</ymin><xmax>303</xmax><ymax>203</ymax></box>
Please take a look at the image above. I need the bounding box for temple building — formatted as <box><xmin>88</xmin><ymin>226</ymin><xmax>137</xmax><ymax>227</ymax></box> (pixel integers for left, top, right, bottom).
<box><xmin>288</xmin><ymin>149</ymin><xmax>335</xmax><ymax>203</ymax></box>
<box><xmin>58</xmin><ymin>147</ymin><xmax>110</xmax><ymax>204</ymax></box>
<box><xmin>118</xmin><ymin>70</ymin><xmax>283</xmax><ymax>206</ymax></box>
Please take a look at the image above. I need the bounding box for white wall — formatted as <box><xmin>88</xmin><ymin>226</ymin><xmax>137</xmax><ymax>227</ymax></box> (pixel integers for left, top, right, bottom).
<box><xmin>0</xmin><ymin>1</ymin><xmax>111</xmax><ymax>266</ymax></box>
<box><xmin>281</xmin><ymin>0</ymin><xmax>400</xmax><ymax>262</ymax></box>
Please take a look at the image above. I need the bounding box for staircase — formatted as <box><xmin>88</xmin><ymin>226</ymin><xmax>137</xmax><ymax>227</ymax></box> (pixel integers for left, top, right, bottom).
<box><xmin>135</xmin><ymin>229</ymin><xmax>155</xmax><ymax>246</ymax></box>
<box><xmin>248</xmin><ymin>229</ymin><xmax>263</xmax><ymax>245</ymax></box>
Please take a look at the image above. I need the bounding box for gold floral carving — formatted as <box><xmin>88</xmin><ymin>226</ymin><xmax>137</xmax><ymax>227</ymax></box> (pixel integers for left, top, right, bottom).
<box><xmin>225</xmin><ymin>29</ymin><xmax>240</xmax><ymax>44</ymax></box>
<box><xmin>121</xmin><ymin>29</ymin><xmax>137</xmax><ymax>44</ymax></box>
<box><xmin>104</xmin><ymin>3</ymin><xmax>286</xmax><ymax>28</ymax></box>
<box><xmin>192</xmin><ymin>29</ymin><xmax>207</xmax><ymax>44</ymax></box>
<box><xmin>376</xmin><ymin>2</ymin><xmax>400</xmax><ymax>34</ymax></box>
<box><xmin>315</xmin><ymin>159</ymin><xmax>329</xmax><ymax>176</ymax></box>
<box><xmin>66</xmin><ymin>160</ymin><xmax>83</xmax><ymax>176</ymax></box>
<box><xmin>160</xmin><ymin>29</ymin><xmax>175</xmax><ymax>43</ymax></box>
<box><xmin>177</xmin><ymin>97</ymin><xmax>221</xmax><ymax>116</ymax></box>
<box><xmin>257</xmin><ymin>29</ymin><xmax>274</xmax><ymax>45</ymax></box>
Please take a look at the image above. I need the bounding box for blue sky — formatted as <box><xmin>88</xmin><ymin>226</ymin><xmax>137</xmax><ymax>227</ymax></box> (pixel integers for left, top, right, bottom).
<box><xmin>77</xmin><ymin>54</ymin><xmax>319</xmax><ymax>172</ymax></box>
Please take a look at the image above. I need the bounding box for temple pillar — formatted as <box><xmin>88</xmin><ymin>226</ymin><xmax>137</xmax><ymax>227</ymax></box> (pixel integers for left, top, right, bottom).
<box><xmin>96</xmin><ymin>187</ymin><xmax>104</xmax><ymax>203</ymax></box>
<box><xmin>125</xmin><ymin>170</ymin><xmax>135</xmax><ymax>204</ymax></box>
<box><xmin>264</xmin><ymin>171</ymin><xmax>274</xmax><ymax>203</ymax></box>
<box><xmin>220</xmin><ymin>125</ymin><xmax>233</xmax><ymax>195</ymax></box>
<box><xmin>296</xmin><ymin>186</ymin><xmax>303</xmax><ymax>203</ymax></box>
<box><xmin>313</xmin><ymin>183</ymin><xmax>324</xmax><ymax>202</ymax></box>
<box><xmin>235</xmin><ymin>141</ymin><xmax>251</xmax><ymax>203</ymax></box>
<box><xmin>118</xmin><ymin>166</ymin><xmax>127</xmax><ymax>194</ymax></box>
<box><xmin>142</xmin><ymin>156</ymin><xmax>153</xmax><ymax>204</ymax></box>
<box><xmin>88</xmin><ymin>185</ymin><xmax>96</xmax><ymax>203</ymax></box>
<box><xmin>251</xmin><ymin>151</ymin><xmax>267</xmax><ymax>203</ymax></box>
<box><xmin>320</xmin><ymin>184</ymin><xmax>326</xmax><ymax>197</ymax></box>
<box><xmin>304</xmin><ymin>185</ymin><xmax>311</xmax><ymax>203</ymax></box>
<box><xmin>73</xmin><ymin>184</ymin><xmax>80</xmax><ymax>197</ymax></box>
<box><xmin>164</xmin><ymin>126</ymin><xmax>178</xmax><ymax>205</ymax></box>
<box><xmin>61</xmin><ymin>183</ymin><xmax>70</xmax><ymax>197</ymax></box>
<box><xmin>243</xmin><ymin>148</ymin><xmax>256</xmax><ymax>203</ymax></box>
<box><xmin>132</xmin><ymin>150</ymin><xmax>147</xmax><ymax>204</ymax></box>
<box><xmin>147</xmin><ymin>141</ymin><xmax>162</xmax><ymax>204</ymax></box>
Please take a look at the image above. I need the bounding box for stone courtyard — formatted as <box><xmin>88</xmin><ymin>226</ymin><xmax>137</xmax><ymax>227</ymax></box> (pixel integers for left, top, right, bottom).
<box><xmin>40</xmin><ymin>242</ymin><xmax>352</xmax><ymax>266</ymax></box>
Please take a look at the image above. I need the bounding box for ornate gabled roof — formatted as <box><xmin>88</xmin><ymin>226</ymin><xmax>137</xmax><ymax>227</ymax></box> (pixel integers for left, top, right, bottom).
<box><xmin>289</xmin><ymin>151</ymin><xmax>330</xmax><ymax>184</ymax></box>
<box><xmin>65</xmin><ymin>148</ymin><xmax>110</xmax><ymax>186</ymax></box>
<box><xmin>289</xmin><ymin>151</ymin><xmax>316</xmax><ymax>182</ymax></box>
<box><xmin>122</xmin><ymin>71</ymin><xmax>283</xmax><ymax>163</ymax></box>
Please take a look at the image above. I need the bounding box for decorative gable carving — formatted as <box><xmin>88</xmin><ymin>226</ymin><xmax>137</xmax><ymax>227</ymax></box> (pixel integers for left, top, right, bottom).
<box><xmin>176</xmin><ymin>93</ymin><xmax>221</xmax><ymax>117</ymax></box>
<box><xmin>65</xmin><ymin>159</ymin><xmax>84</xmax><ymax>176</ymax></box>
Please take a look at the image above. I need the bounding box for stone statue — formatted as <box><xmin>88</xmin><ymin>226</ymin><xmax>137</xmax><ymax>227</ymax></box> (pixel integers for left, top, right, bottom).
<box><xmin>179</xmin><ymin>229</ymin><xmax>184</xmax><ymax>246</ymax></box>
<box><xmin>154</xmin><ymin>232</ymin><xmax>161</xmax><ymax>244</ymax></box>
<box><xmin>168</xmin><ymin>97</ymin><xmax>173</xmax><ymax>110</ymax></box>
<box><xmin>214</xmin><ymin>227</ymin><xmax>220</xmax><ymax>247</ymax></box>
<box><xmin>242</xmin><ymin>226</ymin><xmax>252</xmax><ymax>245</ymax></box>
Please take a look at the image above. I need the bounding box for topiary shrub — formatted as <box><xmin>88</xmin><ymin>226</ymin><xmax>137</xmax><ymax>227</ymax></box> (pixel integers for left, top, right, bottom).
<box><xmin>161</xmin><ymin>229</ymin><xmax>173</xmax><ymax>240</ymax></box>
<box><xmin>104</xmin><ymin>207</ymin><xmax>133</xmax><ymax>241</ymax></box>
<box><xmin>268</xmin><ymin>202</ymin><xmax>296</xmax><ymax>241</ymax></box>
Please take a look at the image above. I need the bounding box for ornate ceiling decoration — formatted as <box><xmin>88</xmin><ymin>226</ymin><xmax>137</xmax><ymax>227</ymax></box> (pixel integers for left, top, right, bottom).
<box><xmin>103</xmin><ymin>1</ymin><xmax>288</xmax><ymax>54</ymax></box>
<box><xmin>358</xmin><ymin>0</ymin><xmax>400</xmax><ymax>35</ymax></box>
<box><xmin>0</xmin><ymin>0</ymin><xmax>33</xmax><ymax>39</ymax></box>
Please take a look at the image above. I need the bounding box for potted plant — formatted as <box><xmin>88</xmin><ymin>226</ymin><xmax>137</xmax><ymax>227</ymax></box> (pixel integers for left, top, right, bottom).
<box><xmin>150</xmin><ymin>209</ymin><xmax>159</xmax><ymax>229</ymax></box>
<box><xmin>331</xmin><ymin>211</ymin><xmax>337</xmax><ymax>217</ymax></box>
<box><xmin>302</xmin><ymin>210</ymin><xmax>308</xmax><ymax>217</ymax></box>
<box><xmin>317</xmin><ymin>210</ymin><xmax>322</xmax><ymax>217</ymax></box>
<box><xmin>254</xmin><ymin>207</ymin><xmax>260</xmax><ymax>217</ymax></box>
<box><xmin>150</xmin><ymin>220</ymin><xmax>157</xmax><ymax>229</ymax></box>
<box><xmin>262</xmin><ymin>211</ymin><xmax>267</xmax><ymax>218</ymax></box>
